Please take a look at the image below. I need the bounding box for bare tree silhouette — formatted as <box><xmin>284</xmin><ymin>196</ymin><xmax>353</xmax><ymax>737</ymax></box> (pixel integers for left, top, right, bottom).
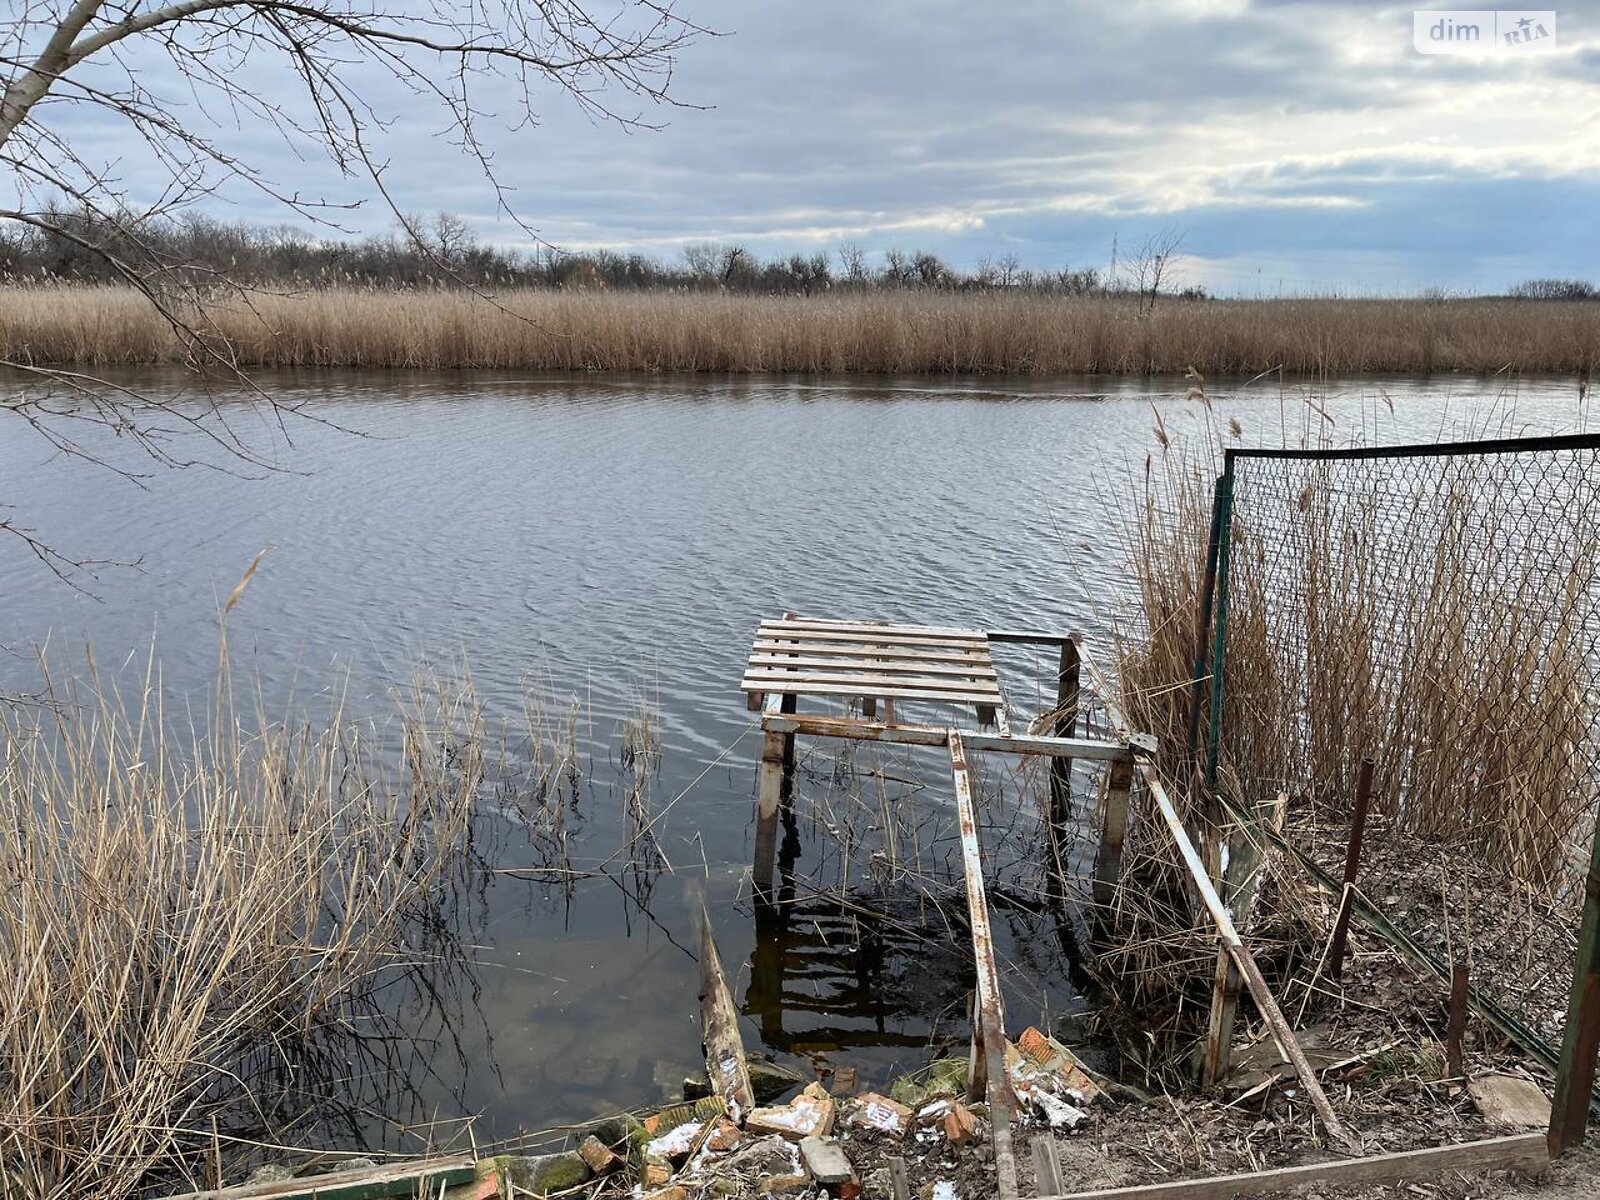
<box><xmin>0</xmin><ymin>0</ymin><xmax>704</xmax><ymax>571</ymax></box>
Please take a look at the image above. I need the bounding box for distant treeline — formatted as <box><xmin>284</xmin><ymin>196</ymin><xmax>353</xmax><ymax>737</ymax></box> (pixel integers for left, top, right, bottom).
<box><xmin>0</xmin><ymin>210</ymin><xmax>1592</xmax><ymax>303</ymax></box>
<box><xmin>0</xmin><ymin>209</ymin><xmax>1174</xmax><ymax>298</ymax></box>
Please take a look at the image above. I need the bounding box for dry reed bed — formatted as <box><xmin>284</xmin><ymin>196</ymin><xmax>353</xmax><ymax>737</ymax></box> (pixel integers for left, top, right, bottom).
<box><xmin>0</xmin><ymin>667</ymin><xmax>490</xmax><ymax>1199</ymax></box>
<box><xmin>2</xmin><ymin>286</ymin><xmax>1599</xmax><ymax>375</ymax></box>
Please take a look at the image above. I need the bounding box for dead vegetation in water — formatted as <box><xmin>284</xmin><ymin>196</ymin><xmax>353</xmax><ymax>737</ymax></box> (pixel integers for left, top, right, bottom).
<box><xmin>0</xmin><ymin>656</ymin><xmax>501</xmax><ymax>1199</ymax></box>
<box><xmin>2</xmin><ymin>284</ymin><xmax>1599</xmax><ymax>375</ymax></box>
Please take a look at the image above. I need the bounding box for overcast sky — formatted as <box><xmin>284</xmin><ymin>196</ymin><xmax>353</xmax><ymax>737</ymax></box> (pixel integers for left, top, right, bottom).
<box><xmin>52</xmin><ymin>0</ymin><xmax>1600</xmax><ymax>294</ymax></box>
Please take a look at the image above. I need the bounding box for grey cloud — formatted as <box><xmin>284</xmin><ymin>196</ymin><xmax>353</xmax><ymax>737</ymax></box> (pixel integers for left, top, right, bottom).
<box><xmin>17</xmin><ymin>0</ymin><xmax>1600</xmax><ymax>290</ymax></box>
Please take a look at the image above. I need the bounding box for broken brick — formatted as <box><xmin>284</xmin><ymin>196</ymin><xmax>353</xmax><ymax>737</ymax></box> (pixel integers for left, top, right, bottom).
<box><xmin>577</xmin><ymin>1135</ymin><xmax>621</xmax><ymax>1175</ymax></box>
<box><xmin>942</xmin><ymin>1102</ymin><xmax>979</xmax><ymax>1146</ymax></box>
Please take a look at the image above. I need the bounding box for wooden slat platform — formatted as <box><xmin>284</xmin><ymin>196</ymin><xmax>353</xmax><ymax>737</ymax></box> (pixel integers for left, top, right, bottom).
<box><xmin>744</xmin><ymin>618</ymin><xmax>1004</xmax><ymax>711</ymax></box>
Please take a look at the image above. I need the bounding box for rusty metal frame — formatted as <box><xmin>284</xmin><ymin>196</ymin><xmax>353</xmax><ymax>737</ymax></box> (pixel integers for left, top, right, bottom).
<box><xmin>756</xmin><ymin>710</ymin><xmax>1133</xmax><ymax>760</ymax></box>
<box><xmin>949</xmin><ymin>729</ymin><xmax>1021</xmax><ymax>1200</ymax></box>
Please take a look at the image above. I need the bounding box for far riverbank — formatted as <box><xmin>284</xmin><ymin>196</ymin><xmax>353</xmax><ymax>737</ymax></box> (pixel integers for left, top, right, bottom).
<box><xmin>3</xmin><ymin>286</ymin><xmax>1597</xmax><ymax>376</ymax></box>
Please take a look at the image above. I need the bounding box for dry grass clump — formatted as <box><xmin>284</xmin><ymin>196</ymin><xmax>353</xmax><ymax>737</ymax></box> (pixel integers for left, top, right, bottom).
<box><xmin>618</xmin><ymin>682</ymin><xmax>665</xmax><ymax>877</ymax></box>
<box><xmin>0</xmin><ymin>662</ymin><xmax>490</xmax><ymax>1199</ymax></box>
<box><xmin>2</xmin><ymin>284</ymin><xmax>1599</xmax><ymax>375</ymax></box>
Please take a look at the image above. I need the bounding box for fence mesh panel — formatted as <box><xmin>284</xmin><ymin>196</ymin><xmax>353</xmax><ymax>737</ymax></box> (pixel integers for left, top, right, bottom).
<box><xmin>1210</xmin><ymin>436</ymin><xmax>1600</xmax><ymax>1051</ymax></box>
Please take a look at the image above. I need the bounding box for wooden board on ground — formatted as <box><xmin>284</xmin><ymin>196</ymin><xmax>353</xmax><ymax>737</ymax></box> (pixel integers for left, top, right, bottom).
<box><xmin>1037</xmin><ymin>1133</ymin><xmax>1548</xmax><ymax>1200</ymax></box>
<box><xmin>1468</xmin><ymin>1074</ymin><xmax>1553</xmax><ymax>1128</ymax></box>
<box><xmin>698</xmin><ymin>900</ymin><xmax>756</xmax><ymax>1122</ymax></box>
<box><xmin>1033</xmin><ymin>1135</ymin><xmax>1066</xmax><ymax>1196</ymax></box>
<box><xmin>157</xmin><ymin>1156</ymin><xmax>478</xmax><ymax>1200</ymax></box>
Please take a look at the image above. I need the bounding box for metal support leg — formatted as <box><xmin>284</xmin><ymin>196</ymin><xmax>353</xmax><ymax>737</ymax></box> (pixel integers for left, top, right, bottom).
<box><xmin>1550</xmin><ymin>816</ymin><xmax>1600</xmax><ymax>1154</ymax></box>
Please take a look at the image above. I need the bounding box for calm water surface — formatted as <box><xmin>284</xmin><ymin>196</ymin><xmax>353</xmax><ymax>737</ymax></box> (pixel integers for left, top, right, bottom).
<box><xmin>0</xmin><ymin>370</ymin><xmax>1587</xmax><ymax>1147</ymax></box>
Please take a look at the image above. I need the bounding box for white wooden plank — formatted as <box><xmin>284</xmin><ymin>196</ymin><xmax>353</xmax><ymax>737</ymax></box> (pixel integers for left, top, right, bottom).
<box><xmin>758</xmin><ymin>626</ymin><xmax>988</xmax><ymax>649</ymax></box>
<box><xmin>748</xmin><ymin>653</ymin><xmax>1000</xmax><ymax>679</ymax></box>
<box><xmin>753</xmin><ymin>639</ymin><xmax>993</xmax><ymax>665</ymax></box>
<box><xmin>741</xmin><ymin>677</ymin><xmax>1002</xmax><ymax>705</ymax></box>
<box><xmin>744</xmin><ymin>668</ymin><xmax>1002</xmax><ymax>694</ymax></box>
<box><xmin>761</xmin><ymin>617</ymin><xmax>988</xmax><ymax>640</ymax></box>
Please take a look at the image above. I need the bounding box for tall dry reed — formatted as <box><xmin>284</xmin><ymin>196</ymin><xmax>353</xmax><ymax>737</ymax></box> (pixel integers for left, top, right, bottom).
<box><xmin>1116</xmin><ymin>388</ymin><xmax>1599</xmax><ymax>901</ymax></box>
<box><xmin>1101</xmin><ymin>382</ymin><xmax>1600</xmax><ymax>1077</ymax></box>
<box><xmin>1221</xmin><ymin>449</ymin><xmax>1600</xmax><ymax>897</ymax></box>
<box><xmin>2</xmin><ymin>284</ymin><xmax>1598</xmax><ymax>376</ymax></box>
<box><xmin>0</xmin><ymin>659</ymin><xmax>490</xmax><ymax>1199</ymax></box>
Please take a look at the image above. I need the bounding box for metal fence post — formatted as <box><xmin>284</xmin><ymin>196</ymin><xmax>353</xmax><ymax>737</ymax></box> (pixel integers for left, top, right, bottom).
<box><xmin>1203</xmin><ymin>456</ymin><xmax>1236</xmax><ymax>805</ymax></box>
<box><xmin>1551</xmin><ymin>816</ymin><xmax>1600</xmax><ymax>1154</ymax></box>
<box><xmin>1184</xmin><ymin>474</ymin><xmax>1227</xmax><ymax>771</ymax></box>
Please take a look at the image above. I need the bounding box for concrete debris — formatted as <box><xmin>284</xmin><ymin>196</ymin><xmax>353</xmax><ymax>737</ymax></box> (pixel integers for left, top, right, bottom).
<box><xmin>747</xmin><ymin>1081</ymin><xmax>837</xmax><ymax>1141</ymax></box>
<box><xmin>719</xmin><ymin>1134</ymin><xmax>800</xmax><ymax>1179</ymax></box>
<box><xmin>799</xmin><ymin>1135</ymin><xmax>855</xmax><ymax>1187</ymax></box>
<box><xmin>1468</xmin><ymin>1073</ymin><xmax>1553</xmax><ymax>1128</ymax></box>
<box><xmin>847</xmin><ymin>1092</ymin><xmax>912</xmax><ymax>1137</ymax></box>
<box><xmin>505</xmin><ymin>1151</ymin><xmax>593</xmax><ymax>1197</ymax></box>
<box><xmin>749</xmin><ymin>1059</ymin><xmax>808</xmax><ymax>1104</ymax></box>
<box><xmin>641</xmin><ymin>1154</ymin><xmax>673</xmax><ymax>1189</ymax></box>
<box><xmin>1014</xmin><ymin>1027</ymin><xmax>1104</xmax><ymax>1106</ymax></box>
<box><xmin>643</xmin><ymin>1096</ymin><xmax>727</xmax><ymax>1137</ymax></box>
<box><xmin>647</xmin><ymin>1121</ymin><xmax>705</xmax><ymax>1162</ymax></box>
<box><xmin>706</xmin><ymin>1117</ymin><xmax>745</xmax><ymax>1153</ymax></box>
<box><xmin>583</xmin><ymin>1111</ymin><xmax>645</xmax><ymax>1150</ymax></box>
<box><xmin>823</xmin><ymin>1065</ymin><xmax>859</xmax><ymax>1094</ymax></box>
<box><xmin>1030</xmin><ymin>1089</ymin><xmax>1088</xmax><ymax>1131</ymax></box>
<box><xmin>683</xmin><ymin>1075</ymin><xmax>714</xmax><ymax>1101</ymax></box>
<box><xmin>1005</xmin><ymin>1028</ymin><xmax>1103</xmax><ymax>1134</ymax></box>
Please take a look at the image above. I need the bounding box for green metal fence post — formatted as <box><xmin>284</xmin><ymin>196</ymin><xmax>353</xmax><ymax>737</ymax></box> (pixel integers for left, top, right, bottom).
<box><xmin>1551</xmin><ymin>816</ymin><xmax>1600</xmax><ymax>1154</ymax></box>
<box><xmin>1184</xmin><ymin>474</ymin><xmax>1227</xmax><ymax>768</ymax></box>
<box><xmin>1203</xmin><ymin>456</ymin><xmax>1236</xmax><ymax>804</ymax></box>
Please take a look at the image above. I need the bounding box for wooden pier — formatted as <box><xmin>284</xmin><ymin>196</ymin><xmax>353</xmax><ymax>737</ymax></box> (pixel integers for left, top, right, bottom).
<box><xmin>737</xmin><ymin>614</ymin><xmax>1377</xmax><ymax>1197</ymax></box>
<box><xmin>741</xmin><ymin>615</ymin><xmax>1142</xmax><ymax>1200</ymax></box>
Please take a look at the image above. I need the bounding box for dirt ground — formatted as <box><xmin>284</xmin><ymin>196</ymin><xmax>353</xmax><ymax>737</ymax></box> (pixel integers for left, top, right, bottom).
<box><xmin>1295</xmin><ymin>807</ymin><xmax>1576</xmax><ymax>1049</ymax></box>
<box><xmin>824</xmin><ymin>1117</ymin><xmax>1597</xmax><ymax>1200</ymax></box>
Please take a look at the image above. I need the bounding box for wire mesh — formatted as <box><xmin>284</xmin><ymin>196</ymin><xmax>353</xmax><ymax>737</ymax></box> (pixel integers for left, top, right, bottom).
<box><xmin>1209</xmin><ymin>435</ymin><xmax>1600</xmax><ymax>1052</ymax></box>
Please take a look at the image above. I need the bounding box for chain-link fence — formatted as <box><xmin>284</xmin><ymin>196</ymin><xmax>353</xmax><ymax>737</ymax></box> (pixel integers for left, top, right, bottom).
<box><xmin>1204</xmin><ymin>433</ymin><xmax>1600</xmax><ymax>1139</ymax></box>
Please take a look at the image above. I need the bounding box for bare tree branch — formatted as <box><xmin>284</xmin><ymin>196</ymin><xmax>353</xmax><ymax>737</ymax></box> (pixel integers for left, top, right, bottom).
<box><xmin>0</xmin><ymin>0</ymin><xmax>706</xmax><ymax>573</ymax></box>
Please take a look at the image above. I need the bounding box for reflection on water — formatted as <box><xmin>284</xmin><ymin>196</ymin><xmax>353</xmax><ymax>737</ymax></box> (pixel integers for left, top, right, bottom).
<box><xmin>0</xmin><ymin>368</ymin><xmax>1587</xmax><ymax>1145</ymax></box>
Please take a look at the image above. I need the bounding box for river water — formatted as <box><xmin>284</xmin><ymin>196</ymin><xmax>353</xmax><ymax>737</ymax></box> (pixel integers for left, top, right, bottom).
<box><xmin>0</xmin><ymin>369</ymin><xmax>1587</xmax><ymax>1150</ymax></box>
